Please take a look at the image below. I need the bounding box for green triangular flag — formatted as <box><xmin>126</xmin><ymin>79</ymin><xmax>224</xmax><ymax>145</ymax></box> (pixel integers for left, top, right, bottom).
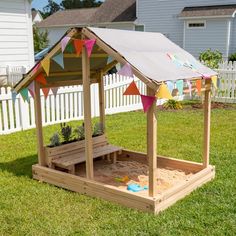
<box><xmin>20</xmin><ymin>88</ymin><xmax>29</xmax><ymax>102</ymax></box>
<box><xmin>52</xmin><ymin>52</ymin><xmax>64</xmax><ymax>69</ymax></box>
<box><xmin>65</xmin><ymin>42</ymin><xmax>74</xmax><ymax>53</ymax></box>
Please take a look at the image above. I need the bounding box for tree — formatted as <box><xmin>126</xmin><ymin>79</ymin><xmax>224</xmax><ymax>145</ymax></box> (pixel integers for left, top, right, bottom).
<box><xmin>199</xmin><ymin>49</ymin><xmax>223</xmax><ymax>69</ymax></box>
<box><xmin>60</xmin><ymin>0</ymin><xmax>103</xmax><ymax>9</ymax></box>
<box><xmin>41</xmin><ymin>0</ymin><xmax>61</xmax><ymax>18</ymax></box>
<box><xmin>33</xmin><ymin>26</ymin><xmax>49</xmax><ymax>53</ymax></box>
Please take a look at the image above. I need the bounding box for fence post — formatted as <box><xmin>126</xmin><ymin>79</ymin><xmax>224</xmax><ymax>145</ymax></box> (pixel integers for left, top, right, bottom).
<box><xmin>19</xmin><ymin>92</ymin><xmax>30</xmax><ymax>130</ymax></box>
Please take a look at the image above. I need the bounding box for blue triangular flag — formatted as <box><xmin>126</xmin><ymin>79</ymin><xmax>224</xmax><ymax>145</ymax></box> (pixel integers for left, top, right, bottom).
<box><xmin>52</xmin><ymin>52</ymin><xmax>64</xmax><ymax>69</ymax></box>
<box><xmin>176</xmin><ymin>80</ymin><xmax>184</xmax><ymax>96</ymax></box>
<box><xmin>166</xmin><ymin>81</ymin><xmax>174</xmax><ymax>94</ymax></box>
<box><xmin>11</xmin><ymin>90</ymin><xmax>17</xmax><ymax>103</ymax></box>
<box><xmin>107</xmin><ymin>56</ymin><xmax>113</xmax><ymax>65</ymax></box>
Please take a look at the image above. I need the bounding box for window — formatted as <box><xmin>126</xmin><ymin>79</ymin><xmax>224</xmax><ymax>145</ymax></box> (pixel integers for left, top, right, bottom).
<box><xmin>187</xmin><ymin>21</ymin><xmax>206</xmax><ymax>29</ymax></box>
<box><xmin>135</xmin><ymin>25</ymin><xmax>144</xmax><ymax>31</ymax></box>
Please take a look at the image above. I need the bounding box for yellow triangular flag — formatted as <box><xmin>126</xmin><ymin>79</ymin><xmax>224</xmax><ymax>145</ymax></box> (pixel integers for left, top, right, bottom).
<box><xmin>156</xmin><ymin>83</ymin><xmax>173</xmax><ymax>99</ymax></box>
<box><xmin>211</xmin><ymin>76</ymin><xmax>218</xmax><ymax>89</ymax></box>
<box><xmin>41</xmin><ymin>58</ymin><xmax>50</xmax><ymax>76</ymax></box>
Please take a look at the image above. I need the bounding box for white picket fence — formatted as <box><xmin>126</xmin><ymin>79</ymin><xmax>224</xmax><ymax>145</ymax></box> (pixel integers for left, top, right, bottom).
<box><xmin>213</xmin><ymin>61</ymin><xmax>236</xmax><ymax>103</ymax></box>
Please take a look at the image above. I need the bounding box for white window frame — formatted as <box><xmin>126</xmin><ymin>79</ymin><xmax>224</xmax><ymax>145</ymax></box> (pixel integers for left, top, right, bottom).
<box><xmin>187</xmin><ymin>20</ymin><xmax>206</xmax><ymax>29</ymax></box>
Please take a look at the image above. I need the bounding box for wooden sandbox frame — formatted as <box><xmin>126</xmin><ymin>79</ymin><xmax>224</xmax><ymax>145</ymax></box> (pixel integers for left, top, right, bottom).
<box><xmin>15</xmin><ymin>27</ymin><xmax>215</xmax><ymax>214</ymax></box>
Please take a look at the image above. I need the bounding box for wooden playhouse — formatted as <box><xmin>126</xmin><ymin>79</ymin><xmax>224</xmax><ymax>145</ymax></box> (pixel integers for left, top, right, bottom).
<box><xmin>14</xmin><ymin>27</ymin><xmax>216</xmax><ymax>214</ymax></box>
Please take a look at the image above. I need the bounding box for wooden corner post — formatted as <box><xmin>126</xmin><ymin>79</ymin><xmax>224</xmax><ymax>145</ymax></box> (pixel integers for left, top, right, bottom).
<box><xmin>203</xmin><ymin>79</ymin><xmax>212</xmax><ymax>168</ymax></box>
<box><xmin>34</xmin><ymin>81</ymin><xmax>46</xmax><ymax>166</ymax></box>
<box><xmin>82</xmin><ymin>38</ymin><xmax>94</xmax><ymax>179</ymax></box>
<box><xmin>147</xmin><ymin>86</ymin><xmax>157</xmax><ymax>197</ymax></box>
<box><xmin>99</xmin><ymin>71</ymin><xmax>105</xmax><ymax>132</ymax></box>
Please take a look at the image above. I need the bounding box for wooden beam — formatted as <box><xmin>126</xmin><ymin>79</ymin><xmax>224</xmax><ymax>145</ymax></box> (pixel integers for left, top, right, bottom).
<box><xmin>203</xmin><ymin>79</ymin><xmax>212</xmax><ymax>168</ymax></box>
<box><xmin>102</xmin><ymin>60</ymin><xmax>118</xmax><ymax>74</ymax></box>
<box><xmin>34</xmin><ymin>81</ymin><xmax>46</xmax><ymax>166</ymax></box>
<box><xmin>82</xmin><ymin>28</ymin><xmax>159</xmax><ymax>91</ymax></box>
<box><xmin>82</xmin><ymin>39</ymin><xmax>94</xmax><ymax>179</ymax></box>
<box><xmin>98</xmin><ymin>71</ymin><xmax>105</xmax><ymax>131</ymax></box>
<box><xmin>147</xmin><ymin>86</ymin><xmax>157</xmax><ymax>197</ymax></box>
<box><xmin>48</xmin><ymin>71</ymin><xmax>96</xmax><ymax>77</ymax></box>
<box><xmin>63</xmin><ymin>53</ymin><xmax>107</xmax><ymax>58</ymax></box>
<box><xmin>14</xmin><ymin>28</ymin><xmax>79</xmax><ymax>93</ymax></box>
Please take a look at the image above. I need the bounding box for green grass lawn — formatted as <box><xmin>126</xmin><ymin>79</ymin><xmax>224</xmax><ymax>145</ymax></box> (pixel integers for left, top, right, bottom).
<box><xmin>0</xmin><ymin>103</ymin><xmax>235</xmax><ymax>236</ymax></box>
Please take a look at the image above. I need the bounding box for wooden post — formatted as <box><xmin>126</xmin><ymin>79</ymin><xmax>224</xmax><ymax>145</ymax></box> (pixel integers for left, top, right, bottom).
<box><xmin>147</xmin><ymin>86</ymin><xmax>157</xmax><ymax>197</ymax></box>
<box><xmin>203</xmin><ymin>79</ymin><xmax>212</xmax><ymax>168</ymax></box>
<box><xmin>34</xmin><ymin>81</ymin><xmax>46</xmax><ymax>166</ymax></box>
<box><xmin>82</xmin><ymin>40</ymin><xmax>94</xmax><ymax>179</ymax></box>
<box><xmin>98</xmin><ymin>71</ymin><xmax>105</xmax><ymax>132</ymax></box>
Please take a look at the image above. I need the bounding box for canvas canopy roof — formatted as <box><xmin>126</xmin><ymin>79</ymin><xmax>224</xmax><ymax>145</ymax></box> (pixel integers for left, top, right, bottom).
<box><xmin>14</xmin><ymin>27</ymin><xmax>216</xmax><ymax>92</ymax></box>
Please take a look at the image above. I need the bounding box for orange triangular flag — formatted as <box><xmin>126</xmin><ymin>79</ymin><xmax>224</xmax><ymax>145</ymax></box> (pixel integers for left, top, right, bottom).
<box><xmin>73</xmin><ymin>39</ymin><xmax>84</xmax><ymax>55</ymax></box>
<box><xmin>196</xmin><ymin>79</ymin><xmax>202</xmax><ymax>96</ymax></box>
<box><xmin>35</xmin><ymin>73</ymin><xmax>47</xmax><ymax>85</ymax></box>
<box><xmin>123</xmin><ymin>81</ymin><xmax>140</xmax><ymax>95</ymax></box>
<box><xmin>42</xmin><ymin>88</ymin><xmax>50</xmax><ymax>99</ymax></box>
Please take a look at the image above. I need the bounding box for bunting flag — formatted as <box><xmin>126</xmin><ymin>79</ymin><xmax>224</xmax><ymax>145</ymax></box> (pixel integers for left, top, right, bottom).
<box><xmin>156</xmin><ymin>83</ymin><xmax>173</xmax><ymax>99</ymax></box>
<box><xmin>186</xmin><ymin>80</ymin><xmax>192</xmax><ymax>97</ymax></box>
<box><xmin>107</xmin><ymin>56</ymin><xmax>113</xmax><ymax>65</ymax></box>
<box><xmin>52</xmin><ymin>52</ymin><xmax>64</xmax><ymax>69</ymax></box>
<box><xmin>141</xmin><ymin>95</ymin><xmax>156</xmax><ymax>113</ymax></box>
<box><xmin>51</xmin><ymin>87</ymin><xmax>59</xmax><ymax>96</ymax></box>
<box><xmin>211</xmin><ymin>76</ymin><xmax>218</xmax><ymax>89</ymax></box>
<box><xmin>73</xmin><ymin>39</ymin><xmax>84</xmax><ymax>55</ymax></box>
<box><xmin>166</xmin><ymin>81</ymin><xmax>174</xmax><ymax>94</ymax></box>
<box><xmin>65</xmin><ymin>42</ymin><xmax>74</xmax><ymax>53</ymax></box>
<box><xmin>42</xmin><ymin>87</ymin><xmax>50</xmax><ymax>99</ymax></box>
<box><xmin>123</xmin><ymin>81</ymin><xmax>140</xmax><ymax>95</ymax></box>
<box><xmin>32</xmin><ymin>63</ymin><xmax>40</xmax><ymax>74</ymax></box>
<box><xmin>117</xmin><ymin>63</ymin><xmax>134</xmax><ymax>78</ymax></box>
<box><xmin>11</xmin><ymin>90</ymin><xmax>17</xmax><ymax>103</ymax></box>
<box><xmin>176</xmin><ymin>80</ymin><xmax>184</xmax><ymax>96</ymax></box>
<box><xmin>61</xmin><ymin>36</ymin><xmax>71</xmax><ymax>52</ymax></box>
<box><xmin>41</xmin><ymin>58</ymin><xmax>50</xmax><ymax>76</ymax></box>
<box><xmin>20</xmin><ymin>88</ymin><xmax>29</xmax><ymax>102</ymax></box>
<box><xmin>84</xmin><ymin>39</ymin><xmax>96</xmax><ymax>57</ymax></box>
<box><xmin>35</xmin><ymin>73</ymin><xmax>47</xmax><ymax>85</ymax></box>
<box><xmin>196</xmin><ymin>79</ymin><xmax>202</xmax><ymax>96</ymax></box>
<box><xmin>28</xmin><ymin>81</ymin><xmax>35</xmax><ymax>98</ymax></box>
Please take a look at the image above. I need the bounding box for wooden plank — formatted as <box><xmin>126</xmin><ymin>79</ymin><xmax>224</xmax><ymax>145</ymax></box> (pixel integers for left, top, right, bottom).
<box><xmin>82</xmin><ymin>28</ymin><xmax>159</xmax><ymax>91</ymax></box>
<box><xmin>203</xmin><ymin>79</ymin><xmax>212</xmax><ymax>168</ymax></box>
<box><xmin>34</xmin><ymin>81</ymin><xmax>46</xmax><ymax>166</ymax></box>
<box><xmin>147</xmin><ymin>87</ymin><xmax>157</xmax><ymax>197</ymax></box>
<box><xmin>98</xmin><ymin>71</ymin><xmax>105</xmax><ymax>131</ymax></box>
<box><xmin>155</xmin><ymin>166</ymin><xmax>215</xmax><ymax>214</ymax></box>
<box><xmin>82</xmin><ymin>37</ymin><xmax>94</xmax><ymax>179</ymax></box>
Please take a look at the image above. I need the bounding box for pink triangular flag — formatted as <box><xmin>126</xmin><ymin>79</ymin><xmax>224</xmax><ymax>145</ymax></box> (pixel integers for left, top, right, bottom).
<box><xmin>28</xmin><ymin>81</ymin><xmax>35</xmax><ymax>98</ymax></box>
<box><xmin>141</xmin><ymin>95</ymin><xmax>156</xmax><ymax>113</ymax></box>
<box><xmin>32</xmin><ymin>63</ymin><xmax>40</xmax><ymax>74</ymax></box>
<box><xmin>42</xmin><ymin>88</ymin><xmax>50</xmax><ymax>99</ymax></box>
<box><xmin>117</xmin><ymin>63</ymin><xmax>134</xmax><ymax>78</ymax></box>
<box><xmin>61</xmin><ymin>36</ymin><xmax>71</xmax><ymax>52</ymax></box>
<box><xmin>84</xmin><ymin>39</ymin><xmax>96</xmax><ymax>57</ymax></box>
<box><xmin>51</xmin><ymin>87</ymin><xmax>59</xmax><ymax>96</ymax></box>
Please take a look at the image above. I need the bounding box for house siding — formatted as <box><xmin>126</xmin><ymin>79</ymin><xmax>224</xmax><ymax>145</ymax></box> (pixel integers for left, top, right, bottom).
<box><xmin>230</xmin><ymin>18</ymin><xmax>236</xmax><ymax>55</ymax></box>
<box><xmin>137</xmin><ymin>0</ymin><xmax>236</xmax><ymax>56</ymax></box>
<box><xmin>0</xmin><ymin>0</ymin><xmax>34</xmax><ymax>73</ymax></box>
<box><xmin>185</xmin><ymin>19</ymin><xmax>229</xmax><ymax>58</ymax></box>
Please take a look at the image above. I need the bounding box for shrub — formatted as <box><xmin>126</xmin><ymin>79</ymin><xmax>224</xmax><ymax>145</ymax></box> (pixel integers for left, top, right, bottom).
<box><xmin>75</xmin><ymin>123</ymin><xmax>85</xmax><ymax>140</ymax></box>
<box><xmin>163</xmin><ymin>100</ymin><xmax>183</xmax><ymax>110</ymax></box>
<box><xmin>49</xmin><ymin>132</ymin><xmax>60</xmax><ymax>147</ymax></box>
<box><xmin>199</xmin><ymin>49</ymin><xmax>222</xmax><ymax>69</ymax></box>
<box><xmin>229</xmin><ymin>53</ymin><xmax>236</xmax><ymax>62</ymax></box>
<box><xmin>60</xmin><ymin>123</ymin><xmax>73</xmax><ymax>143</ymax></box>
<box><xmin>93</xmin><ymin>122</ymin><xmax>104</xmax><ymax>137</ymax></box>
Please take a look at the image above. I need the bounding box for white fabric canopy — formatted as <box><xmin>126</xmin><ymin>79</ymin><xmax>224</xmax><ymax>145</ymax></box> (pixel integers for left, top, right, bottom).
<box><xmin>88</xmin><ymin>27</ymin><xmax>217</xmax><ymax>82</ymax></box>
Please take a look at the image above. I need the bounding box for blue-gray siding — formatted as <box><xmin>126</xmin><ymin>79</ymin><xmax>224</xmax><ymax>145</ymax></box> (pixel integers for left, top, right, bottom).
<box><xmin>185</xmin><ymin>19</ymin><xmax>229</xmax><ymax>58</ymax></box>
<box><xmin>137</xmin><ymin>0</ymin><xmax>236</xmax><ymax>57</ymax></box>
<box><xmin>230</xmin><ymin>18</ymin><xmax>236</xmax><ymax>55</ymax></box>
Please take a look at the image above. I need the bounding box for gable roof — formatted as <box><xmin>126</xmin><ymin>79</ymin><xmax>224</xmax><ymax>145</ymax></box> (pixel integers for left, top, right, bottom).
<box><xmin>179</xmin><ymin>4</ymin><xmax>236</xmax><ymax>18</ymax></box>
<box><xmin>32</xmin><ymin>10</ymin><xmax>37</xmax><ymax>20</ymax></box>
<box><xmin>37</xmin><ymin>0</ymin><xmax>136</xmax><ymax>28</ymax></box>
<box><xmin>37</xmin><ymin>8</ymin><xmax>98</xmax><ymax>27</ymax></box>
<box><xmin>14</xmin><ymin>27</ymin><xmax>216</xmax><ymax>93</ymax></box>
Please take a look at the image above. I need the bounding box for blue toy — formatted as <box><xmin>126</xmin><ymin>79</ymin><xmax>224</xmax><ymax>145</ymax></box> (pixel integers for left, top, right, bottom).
<box><xmin>127</xmin><ymin>183</ymin><xmax>148</xmax><ymax>192</ymax></box>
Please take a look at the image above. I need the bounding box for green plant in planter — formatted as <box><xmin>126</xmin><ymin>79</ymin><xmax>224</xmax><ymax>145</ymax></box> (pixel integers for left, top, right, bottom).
<box><xmin>49</xmin><ymin>132</ymin><xmax>60</xmax><ymax>147</ymax></box>
<box><xmin>60</xmin><ymin>123</ymin><xmax>72</xmax><ymax>143</ymax></box>
<box><xmin>163</xmin><ymin>99</ymin><xmax>183</xmax><ymax>110</ymax></box>
<box><xmin>93</xmin><ymin>122</ymin><xmax>104</xmax><ymax>137</ymax></box>
<box><xmin>75</xmin><ymin>123</ymin><xmax>85</xmax><ymax>140</ymax></box>
<box><xmin>229</xmin><ymin>53</ymin><xmax>236</xmax><ymax>62</ymax></box>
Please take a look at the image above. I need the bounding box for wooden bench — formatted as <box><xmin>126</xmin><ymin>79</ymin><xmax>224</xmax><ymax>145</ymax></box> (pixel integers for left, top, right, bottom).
<box><xmin>48</xmin><ymin>135</ymin><xmax>122</xmax><ymax>174</ymax></box>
